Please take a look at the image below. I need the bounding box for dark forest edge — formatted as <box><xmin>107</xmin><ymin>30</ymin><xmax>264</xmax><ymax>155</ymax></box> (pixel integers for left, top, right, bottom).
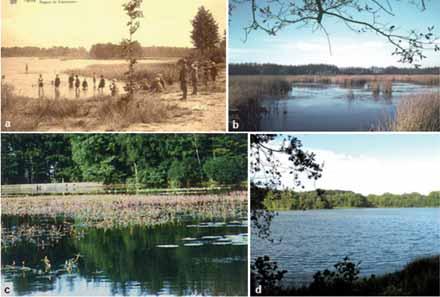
<box><xmin>1</xmin><ymin>134</ymin><xmax>247</xmax><ymax>188</ymax></box>
<box><xmin>261</xmin><ymin>189</ymin><xmax>440</xmax><ymax>210</ymax></box>
<box><xmin>1</xmin><ymin>45</ymin><xmax>190</xmax><ymax>59</ymax></box>
<box><xmin>1</xmin><ymin>42</ymin><xmax>225</xmax><ymax>63</ymax></box>
<box><xmin>251</xmin><ymin>255</ymin><xmax>440</xmax><ymax>296</ymax></box>
<box><xmin>229</xmin><ymin>63</ymin><xmax>440</xmax><ymax>75</ymax></box>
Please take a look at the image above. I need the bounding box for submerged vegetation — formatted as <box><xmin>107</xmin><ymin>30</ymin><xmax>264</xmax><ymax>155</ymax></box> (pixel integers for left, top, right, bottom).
<box><xmin>262</xmin><ymin>189</ymin><xmax>440</xmax><ymax>211</ymax></box>
<box><xmin>252</xmin><ymin>255</ymin><xmax>440</xmax><ymax>296</ymax></box>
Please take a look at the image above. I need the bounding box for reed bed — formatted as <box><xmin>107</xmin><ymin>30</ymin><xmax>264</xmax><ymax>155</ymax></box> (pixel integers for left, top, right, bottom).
<box><xmin>229</xmin><ymin>76</ymin><xmax>291</xmax><ymax>130</ymax></box>
<box><xmin>2</xmin><ymin>192</ymin><xmax>248</xmax><ymax>229</ymax></box>
<box><xmin>238</xmin><ymin>74</ymin><xmax>440</xmax><ymax>86</ymax></box>
<box><xmin>388</xmin><ymin>92</ymin><xmax>440</xmax><ymax>131</ymax></box>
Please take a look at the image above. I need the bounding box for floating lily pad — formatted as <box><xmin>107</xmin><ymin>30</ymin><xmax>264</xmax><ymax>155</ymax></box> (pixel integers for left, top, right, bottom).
<box><xmin>201</xmin><ymin>235</ymin><xmax>222</xmax><ymax>240</ymax></box>
<box><xmin>216</xmin><ymin>238</ymin><xmax>233</xmax><ymax>242</ymax></box>
<box><xmin>232</xmin><ymin>242</ymin><xmax>248</xmax><ymax>246</ymax></box>
<box><xmin>156</xmin><ymin>244</ymin><xmax>179</xmax><ymax>248</ymax></box>
<box><xmin>184</xmin><ymin>242</ymin><xmax>204</xmax><ymax>247</ymax></box>
<box><xmin>212</xmin><ymin>241</ymin><xmax>232</xmax><ymax>245</ymax></box>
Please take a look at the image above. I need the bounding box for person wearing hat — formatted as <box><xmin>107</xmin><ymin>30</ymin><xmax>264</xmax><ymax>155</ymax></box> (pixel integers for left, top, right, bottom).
<box><xmin>179</xmin><ymin>59</ymin><xmax>188</xmax><ymax>100</ymax></box>
<box><xmin>190</xmin><ymin>62</ymin><xmax>199</xmax><ymax>95</ymax></box>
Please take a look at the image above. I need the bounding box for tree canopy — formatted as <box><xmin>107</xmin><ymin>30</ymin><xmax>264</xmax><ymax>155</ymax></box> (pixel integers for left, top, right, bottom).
<box><xmin>191</xmin><ymin>6</ymin><xmax>220</xmax><ymax>54</ymax></box>
<box><xmin>1</xmin><ymin>134</ymin><xmax>248</xmax><ymax>188</ymax></box>
<box><xmin>262</xmin><ymin>189</ymin><xmax>440</xmax><ymax>210</ymax></box>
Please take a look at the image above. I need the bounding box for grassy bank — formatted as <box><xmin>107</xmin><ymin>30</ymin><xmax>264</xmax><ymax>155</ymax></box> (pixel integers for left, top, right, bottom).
<box><xmin>1</xmin><ymin>192</ymin><xmax>247</xmax><ymax>229</ymax></box>
<box><xmin>252</xmin><ymin>255</ymin><xmax>439</xmax><ymax>296</ymax></box>
<box><xmin>1</xmin><ymin>91</ymin><xmax>171</xmax><ymax>131</ymax></box>
<box><xmin>229</xmin><ymin>76</ymin><xmax>291</xmax><ymax>130</ymax></box>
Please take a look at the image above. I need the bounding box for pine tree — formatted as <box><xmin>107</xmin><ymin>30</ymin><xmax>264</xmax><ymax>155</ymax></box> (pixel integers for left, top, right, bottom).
<box><xmin>190</xmin><ymin>6</ymin><xmax>220</xmax><ymax>55</ymax></box>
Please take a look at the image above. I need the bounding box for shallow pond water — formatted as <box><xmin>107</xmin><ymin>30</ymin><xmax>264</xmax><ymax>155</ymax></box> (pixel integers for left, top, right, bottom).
<box><xmin>259</xmin><ymin>82</ymin><xmax>439</xmax><ymax>131</ymax></box>
<box><xmin>1</xmin><ymin>215</ymin><xmax>248</xmax><ymax>296</ymax></box>
<box><xmin>252</xmin><ymin>208</ymin><xmax>440</xmax><ymax>286</ymax></box>
<box><xmin>1</xmin><ymin>57</ymin><xmax>173</xmax><ymax>100</ymax></box>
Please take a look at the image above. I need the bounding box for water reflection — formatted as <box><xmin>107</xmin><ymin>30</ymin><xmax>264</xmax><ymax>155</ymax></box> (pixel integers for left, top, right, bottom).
<box><xmin>2</xmin><ymin>216</ymin><xmax>248</xmax><ymax>296</ymax></box>
<box><xmin>260</xmin><ymin>82</ymin><xmax>438</xmax><ymax>131</ymax></box>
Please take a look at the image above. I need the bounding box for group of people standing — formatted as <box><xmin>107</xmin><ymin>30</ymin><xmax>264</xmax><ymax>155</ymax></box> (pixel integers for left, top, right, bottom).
<box><xmin>35</xmin><ymin>72</ymin><xmax>118</xmax><ymax>99</ymax></box>
<box><xmin>179</xmin><ymin>59</ymin><xmax>218</xmax><ymax>100</ymax></box>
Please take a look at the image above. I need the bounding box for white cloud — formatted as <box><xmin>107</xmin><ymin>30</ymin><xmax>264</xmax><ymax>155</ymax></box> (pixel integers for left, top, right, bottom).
<box><xmin>252</xmin><ymin>148</ymin><xmax>440</xmax><ymax>195</ymax></box>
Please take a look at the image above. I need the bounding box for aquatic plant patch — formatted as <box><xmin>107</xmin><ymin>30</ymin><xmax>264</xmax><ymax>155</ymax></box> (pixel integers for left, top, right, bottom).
<box><xmin>1</xmin><ymin>192</ymin><xmax>248</xmax><ymax>229</ymax></box>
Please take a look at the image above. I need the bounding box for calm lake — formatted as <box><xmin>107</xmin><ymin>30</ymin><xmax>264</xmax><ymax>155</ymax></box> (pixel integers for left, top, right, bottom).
<box><xmin>1</xmin><ymin>57</ymin><xmax>173</xmax><ymax>100</ymax></box>
<box><xmin>1</xmin><ymin>215</ymin><xmax>248</xmax><ymax>296</ymax></box>
<box><xmin>259</xmin><ymin>82</ymin><xmax>439</xmax><ymax>131</ymax></box>
<box><xmin>251</xmin><ymin>208</ymin><xmax>440</xmax><ymax>286</ymax></box>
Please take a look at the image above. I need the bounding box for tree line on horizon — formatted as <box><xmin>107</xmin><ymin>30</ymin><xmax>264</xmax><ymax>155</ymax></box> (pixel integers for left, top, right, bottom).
<box><xmin>260</xmin><ymin>188</ymin><xmax>440</xmax><ymax>210</ymax></box>
<box><xmin>229</xmin><ymin>63</ymin><xmax>440</xmax><ymax>76</ymax></box>
<box><xmin>2</xmin><ymin>6</ymin><xmax>226</xmax><ymax>61</ymax></box>
<box><xmin>1</xmin><ymin>45</ymin><xmax>194</xmax><ymax>59</ymax></box>
<box><xmin>1</xmin><ymin>134</ymin><xmax>247</xmax><ymax>188</ymax></box>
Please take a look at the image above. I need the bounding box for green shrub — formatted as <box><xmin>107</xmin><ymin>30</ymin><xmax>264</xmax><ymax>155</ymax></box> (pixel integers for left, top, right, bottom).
<box><xmin>203</xmin><ymin>156</ymin><xmax>246</xmax><ymax>185</ymax></box>
<box><xmin>167</xmin><ymin>158</ymin><xmax>201</xmax><ymax>188</ymax></box>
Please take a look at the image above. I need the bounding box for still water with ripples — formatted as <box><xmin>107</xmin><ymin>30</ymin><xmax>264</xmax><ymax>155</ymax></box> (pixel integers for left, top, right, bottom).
<box><xmin>252</xmin><ymin>208</ymin><xmax>440</xmax><ymax>286</ymax></box>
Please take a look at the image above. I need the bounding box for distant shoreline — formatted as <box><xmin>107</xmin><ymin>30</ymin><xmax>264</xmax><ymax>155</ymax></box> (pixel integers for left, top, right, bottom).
<box><xmin>2</xmin><ymin>56</ymin><xmax>180</xmax><ymax>61</ymax></box>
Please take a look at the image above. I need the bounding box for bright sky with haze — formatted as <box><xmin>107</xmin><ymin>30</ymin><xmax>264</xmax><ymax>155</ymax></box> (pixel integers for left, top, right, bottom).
<box><xmin>230</xmin><ymin>0</ymin><xmax>440</xmax><ymax>67</ymax></box>
<box><xmin>1</xmin><ymin>0</ymin><xmax>226</xmax><ymax>49</ymax></box>
<box><xmin>254</xmin><ymin>134</ymin><xmax>440</xmax><ymax>195</ymax></box>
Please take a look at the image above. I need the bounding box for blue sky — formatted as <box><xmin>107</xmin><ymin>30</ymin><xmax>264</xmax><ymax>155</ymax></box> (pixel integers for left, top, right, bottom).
<box><xmin>253</xmin><ymin>134</ymin><xmax>440</xmax><ymax>195</ymax></box>
<box><xmin>229</xmin><ymin>0</ymin><xmax>440</xmax><ymax>67</ymax></box>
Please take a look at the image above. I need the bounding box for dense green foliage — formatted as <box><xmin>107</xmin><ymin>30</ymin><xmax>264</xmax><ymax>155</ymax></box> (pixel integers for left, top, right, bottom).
<box><xmin>229</xmin><ymin>63</ymin><xmax>440</xmax><ymax>75</ymax></box>
<box><xmin>203</xmin><ymin>156</ymin><xmax>247</xmax><ymax>185</ymax></box>
<box><xmin>262</xmin><ymin>189</ymin><xmax>440</xmax><ymax>210</ymax></box>
<box><xmin>252</xmin><ymin>255</ymin><xmax>440</xmax><ymax>296</ymax></box>
<box><xmin>1</xmin><ymin>134</ymin><xmax>247</xmax><ymax>187</ymax></box>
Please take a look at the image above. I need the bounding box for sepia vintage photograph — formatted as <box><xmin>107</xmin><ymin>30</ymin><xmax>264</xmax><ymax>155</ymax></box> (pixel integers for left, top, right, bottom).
<box><xmin>1</xmin><ymin>0</ymin><xmax>226</xmax><ymax>132</ymax></box>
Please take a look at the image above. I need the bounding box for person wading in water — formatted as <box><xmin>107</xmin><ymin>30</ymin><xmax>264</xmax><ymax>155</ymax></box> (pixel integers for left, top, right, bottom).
<box><xmin>54</xmin><ymin>74</ymin><xmax>61</xmax><ymax>99</ymax></box>
<box><xmin>38</xmin><ymin>74</ymin><xmax>44</xmax><ymax>98</ymax></box>
<box><xmin>98</xmin><ymin>75</ymin><xmax>105</xmax><ymax>95</ymax></box>
<box><xmin>74</xmin><ymin>75</ymin><xmax>80</xmax><ymax>97</ymax></box>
